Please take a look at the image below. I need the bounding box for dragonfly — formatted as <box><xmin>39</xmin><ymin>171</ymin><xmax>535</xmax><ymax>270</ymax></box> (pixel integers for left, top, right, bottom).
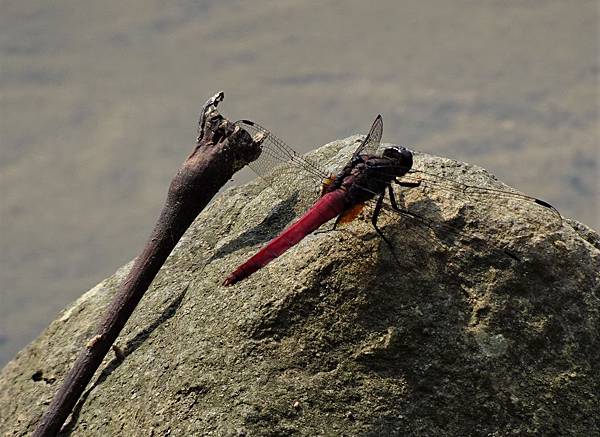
<box><xmin>222</xmin><ymin>115</ymin><xmax>562</xmax><ymax>286</ymax></box>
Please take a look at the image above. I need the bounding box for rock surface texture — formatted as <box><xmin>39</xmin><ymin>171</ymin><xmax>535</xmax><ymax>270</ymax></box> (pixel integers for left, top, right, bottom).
<box><xmin>1</xmin><ymin>137</ymin><xmax>598</xmax><ymax>436</ymax></box>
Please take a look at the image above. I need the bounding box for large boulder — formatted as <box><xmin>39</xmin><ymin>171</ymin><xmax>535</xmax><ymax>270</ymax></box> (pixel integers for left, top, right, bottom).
<box><xmin>1</xmin><ymin>136</ymin><xmax>598</xmax><ymax>436</ymax></box>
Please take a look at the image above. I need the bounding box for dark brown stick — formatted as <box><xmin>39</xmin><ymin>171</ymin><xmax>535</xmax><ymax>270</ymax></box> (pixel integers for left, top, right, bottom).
<box><xmin>32</xmin><ymin>92</ymin><xmax>263</xmax><ymax>436</ymax></box>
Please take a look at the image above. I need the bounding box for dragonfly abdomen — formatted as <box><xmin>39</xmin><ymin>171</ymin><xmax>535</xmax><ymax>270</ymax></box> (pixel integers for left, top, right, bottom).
<box><xmin>223</xmin><ymin>189</ymin><xmax>349</xmax><ymax>286</ymax></box>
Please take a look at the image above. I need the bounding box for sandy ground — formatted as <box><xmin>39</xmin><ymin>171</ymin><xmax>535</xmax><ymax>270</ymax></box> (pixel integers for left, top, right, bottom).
<box><xmin>0</xmin><ymin>0</ymin><xmax>598</xmax><ymax>365</ymax></box>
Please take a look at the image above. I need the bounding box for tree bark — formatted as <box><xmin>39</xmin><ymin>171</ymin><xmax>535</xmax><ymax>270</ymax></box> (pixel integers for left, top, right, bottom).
<box><xmin>32</xmin><ymin>92</ymin><xmax>263</xmax><ymax>436</ymax></box>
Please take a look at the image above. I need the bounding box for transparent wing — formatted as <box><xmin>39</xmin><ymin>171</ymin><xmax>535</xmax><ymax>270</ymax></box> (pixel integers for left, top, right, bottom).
<box><xmin>399</xmin><ymin>167</ymin><xmax>562</xmax><ymax>232</ymax></box>
<box><xmin>351</xmin><ymin>114</ymin><xmax>383</xmax><ymax>160</ymax></box>
<box><xmin>373</xmin><ymin>166</ymin><xmax>564</xmax><ymax>263</ymax></box>
<box><xmin>235</xmin><ymin>120</ymin><xmax>329</xmax><ymax>215</ymax></box>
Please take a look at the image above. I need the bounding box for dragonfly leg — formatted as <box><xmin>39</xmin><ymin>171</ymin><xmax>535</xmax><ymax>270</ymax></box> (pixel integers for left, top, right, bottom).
<box><xmin>372</xmin><ymin>192</ymin><xmax>402</xmax><ymax>266</ymax></box>
<box><xmin>314</xmin><ymin>215</ymin><xmax>342</xmax><ymax>234</ymax></box>
<box><xmin>388</xmin><ymin>184</ymin><xmax>401</xmax><ymax>211</ymax></box>
<box><xmin>332</xmin><ymin>214</ymin><xmax>344</xmax><ymax>230</ymax></box>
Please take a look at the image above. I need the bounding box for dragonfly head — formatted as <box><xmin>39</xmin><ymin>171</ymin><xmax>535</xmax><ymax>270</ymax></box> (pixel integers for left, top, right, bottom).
<box><xmin>382</xmin><ymin>146</ymin><xmax>413</xmax><ymax>175</ymax></box>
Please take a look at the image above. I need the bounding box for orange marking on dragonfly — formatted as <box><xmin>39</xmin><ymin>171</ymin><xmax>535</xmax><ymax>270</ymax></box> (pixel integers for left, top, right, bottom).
<box><xmin>337</xmin><ymin>202</ymin><xmax>365</xmax><ymax>224</ymax></box>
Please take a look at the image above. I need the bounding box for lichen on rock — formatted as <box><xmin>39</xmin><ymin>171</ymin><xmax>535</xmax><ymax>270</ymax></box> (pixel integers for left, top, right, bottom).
<box><xmin>1</xmin><ymin>136</ymin><xmax>598</xmax><ymax>436</ymax></box>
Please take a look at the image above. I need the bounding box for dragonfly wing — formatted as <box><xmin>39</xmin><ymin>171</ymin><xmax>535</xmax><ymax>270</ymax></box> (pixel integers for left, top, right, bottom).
<box><xmin>398</xmin><ymin>163</ymin><xmax>562</xmax><ymax>234</ymax></box>
<box><xmin>235</xmin><ymin>120</ymin><xmax>328</xmax><ymax>215</ymax></box>
<box><xmin>345</xmin><ymin>167</ymin><xmax>562</xmax><ymax>266</ymax></box>
<box><xmin>351</xmin><ymin>115</ymin><xmax>383</xmax><ymax>160</ymax></box>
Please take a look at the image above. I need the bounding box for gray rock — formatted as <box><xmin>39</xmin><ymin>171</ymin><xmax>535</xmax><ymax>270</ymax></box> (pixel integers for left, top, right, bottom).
<box><xmin>1</xmin><ymin>136</ymin><xmax>598</xmax><ymax>436</ymax></box>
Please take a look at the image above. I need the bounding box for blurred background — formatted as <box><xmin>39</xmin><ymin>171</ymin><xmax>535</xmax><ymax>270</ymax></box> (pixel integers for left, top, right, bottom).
<box><xmin>1</xmin><ymin>1</ymin><xmax>598</xmax><ymax>366</ymax></box>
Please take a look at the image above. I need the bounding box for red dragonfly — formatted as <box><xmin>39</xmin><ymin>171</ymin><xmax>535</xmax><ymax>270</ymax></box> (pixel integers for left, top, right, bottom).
<box><xmin>223</xmin><ymin>116</ymin><xmax>561</xmax><ymax>286</ymax></box>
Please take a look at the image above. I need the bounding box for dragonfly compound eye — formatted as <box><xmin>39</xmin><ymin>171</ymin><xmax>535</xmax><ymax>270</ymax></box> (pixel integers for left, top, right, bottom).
<box><xmin>383</xmin><ymin>147</ymin><xmax>413</xmax><ymax>170</ymax></box>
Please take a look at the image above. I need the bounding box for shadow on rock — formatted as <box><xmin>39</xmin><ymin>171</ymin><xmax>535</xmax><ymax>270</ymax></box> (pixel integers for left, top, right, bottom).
<box><xmin>207</xmin><ymin>192</ymin><xmax>301</xmax><ymax>263</ymax></box>
<box><xmin>59</xmin><ymin>286</ymin><xmax>188</xmax><ymax>435</ymax></box>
